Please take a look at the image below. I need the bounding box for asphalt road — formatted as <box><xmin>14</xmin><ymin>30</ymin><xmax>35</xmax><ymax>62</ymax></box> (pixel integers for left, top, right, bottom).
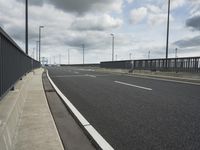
<box><xmin>47</xmin><ymin>66</ymin><xmax>200</xmax><ymax>150</ymax></box>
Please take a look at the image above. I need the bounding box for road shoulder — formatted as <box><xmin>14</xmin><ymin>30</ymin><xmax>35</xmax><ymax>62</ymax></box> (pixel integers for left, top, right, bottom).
<box><xmin>42</xmin><ymin>71</ymin><xmax>95</xmax><ymax>150</ymax></box>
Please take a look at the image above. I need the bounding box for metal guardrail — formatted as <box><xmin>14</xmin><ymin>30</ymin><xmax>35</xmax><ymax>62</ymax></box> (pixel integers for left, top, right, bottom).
<box><xmin>101</xmin><ymin>57</ymin><xmax>200</xmax><ymax>72</ymax></box>
<box><xmin>0</xmin><ymin>27</ymin><xmax>41</xmax><ymax>100</ymax></box>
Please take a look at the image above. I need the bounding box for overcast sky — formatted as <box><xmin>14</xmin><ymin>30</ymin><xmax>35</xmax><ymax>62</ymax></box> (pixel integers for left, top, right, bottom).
<box><xmin>0</xmin><ymin>0</ymin><xmax>200</xmax><ymax>64</ymax></box>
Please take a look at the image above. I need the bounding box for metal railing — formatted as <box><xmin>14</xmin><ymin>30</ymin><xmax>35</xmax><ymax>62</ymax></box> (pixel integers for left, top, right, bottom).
<box><xmin>100</xmin><ymin>57</ymin><xmax>200</xmax><ymax>72</ymax></box>
<box><xmin>0</xmin><ymin>27</ymin><xmax>40</xmax><ymax>100</ymax></box>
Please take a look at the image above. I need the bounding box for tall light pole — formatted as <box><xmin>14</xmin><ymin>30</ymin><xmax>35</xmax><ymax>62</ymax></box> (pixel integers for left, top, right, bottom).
<box><xmin>148</xmin><ymin>51</ymin><xmax>151</xmax><ymax>59</ymax></box>
<box><xmin>53</xmin><ymin>56</ymin><xmax>55</xmax><ymax>64</ymax></box>
<box><xmin>39</xmin><ymin>26</ymin><xmax>44</xmax><ymax>62</ymax></box>
<box><xmin>68</xmin><ymin>49</ymin><xmax>70</xmax><ymax>65</ymax></box>
<box><xmin>59</xmin><ymin>54</ymin><xmax>61</xmax><ymax>64</ymax></box>
<box><xmin>49</xmin><ymin>57</ymin><xmax>51</xmax><ymax>65</ymax></box>
<box><xmin>110</xmin><ymin>33</ymin><xmax>114</xmax><ymax>61</ymax></box>
<box><xmin>82</xmin><ymin>44</ymin><xmax>85</xmax><ymax>64</ymax></box>
<box><xmin>32</xmin><ymin>48</ymin><xmax>35</xmax><ymax>59</ymax></box>
<box><xmin>175</xmin><ymin>48</ymin><xmax>178</xmax><ymax>58</ymax></box>
<box><xmin>36</xmin><ymin>41</ymin><xmax>39</xmax><ymax>61</ymax></box>
<box><xmin>166</xmin><ymin>0</ymin><xmax>171</xmax><ymax>68</ymax></box>
<box><xmin>129</xmin><ymin>53</ymin><xmax>132</xmax><ymax>60</ymax></box>
<box><xmin>25</xmin><ymin>0</ymin><xmax>28</xmax><ymax>54</ymax></box>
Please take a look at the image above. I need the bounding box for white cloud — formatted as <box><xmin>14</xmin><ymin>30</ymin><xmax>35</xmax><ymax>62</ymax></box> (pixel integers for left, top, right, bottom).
<box><xmin>171</xmin><ymin>0</ymin><xmax>185</xmax><ymax>10</ymax></box>
<box><xmin>148</xmin><ymin>13</ymin><xmax>167</xmax><ymax>26</ymax></box>
<box><xmin>130</xmin><ymin>7</ymin><xmax>147</xmax><ymax>24</ymax></box>
<box><xmin>127</xmin><ymin>0</ymin><xmax>134</xmax><ymax>4</ymax></box>
<box><xmin>17</xmin><ymin>0</ymin><xmax>124</xmax><ymax>14</ymax></box>
<box><xmin>71</xmin><ymin>14</ymin><xmax>123</xmax><ymax>31</ymax></box>
<box><xmin>0</xmin><ymin>0</ymin><xmax>199</xmax><ymax>64</ymax></box>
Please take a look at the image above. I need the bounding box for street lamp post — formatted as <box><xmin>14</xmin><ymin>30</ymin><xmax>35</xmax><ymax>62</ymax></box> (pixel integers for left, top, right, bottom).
<box><xmin>59</xmin><ymin>54</ymin><xmax>61</xmax><ymax>64</ymax></box>
<box><xmin>148</xmin><ymin>51</ymin><xmax>151</xmax><ymax>59</ymax></box>
<box><xmin>32</xmin><ymin>48</ymin><xmax>35</xmax><ymax>59</ymax></box>
<box><xmin>39</xmin><ymin>26</ymin><xmax>44</xmax><ymax>62</ymax></box>
<box><xmin>129</xmin><ymin>53</ymin><xmax>132</xmax><ymax>60</ymax></box>
<box><xmin>82</xmin><ymin>44</ymin><xmax>85</xmax><ymax>64</ymax></box>
<box><xmin>68</xmin><ymin>49</ymin><xmax>70</xmax><ymax>65</ymax></box>
<box><xmin>110</xmin><ymin>34</ymin><xmax>115</xmax><ymax>61</ymax></box>
<box><xmin>175</xmin><ymin>48</ymin><xmax>178</xmax><ymax>58</ymax></box>
<box><xmin>165</xmin><ymin>0</ymin><xmax>171</xmax><ymax>68</ymax></box>
<box><xmin>25</xmin><ymin>0</ymin><xmax>28</xmax><ymax>54</ymax></box>
<box><xmin>36</xmin><ymin>41</ymin><xmax>39</xmax><ymax>61</ymax></box>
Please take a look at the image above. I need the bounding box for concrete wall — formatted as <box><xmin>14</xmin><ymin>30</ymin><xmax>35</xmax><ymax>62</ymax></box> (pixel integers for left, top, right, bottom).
<box><xmin>0</xmin><ymin>73</ymin><xmax>32</xmax><ymax>150</ymax></box>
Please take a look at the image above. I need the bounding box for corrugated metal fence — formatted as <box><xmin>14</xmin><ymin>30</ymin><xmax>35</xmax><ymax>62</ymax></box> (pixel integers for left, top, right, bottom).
<box><xmin>0</xmin><ymin>27</ymin><xmax>40</xmax><ymax>100</ymax></box>
<box><xmin>101</xmin><ymin>57</ymin><xmax>200</xmax><ymax>72</ymax></box>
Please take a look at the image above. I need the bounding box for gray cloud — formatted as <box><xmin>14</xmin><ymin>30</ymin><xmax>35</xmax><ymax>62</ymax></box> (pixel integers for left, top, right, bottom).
<box><xmin>186</xmin><ymin>15</ymin><xmax>200</xmax><ymax>31</ymax></box>
<box><xmin>17</xmin><ymin>0</ymin><xmax>122</xmax><ymax>14</ymax></box>
<box><xmin>174</xmin><ymin>36</ymin><xmax>200</xmax><ymax>48</ymax></box>
<box><xmin>71</xmin><ymin>14</ymin><xmax>122</xmax><ymax>31</ymax></box>
<box><xmin>17</xmin><ymin>0</ymin><xmax>44</xmax><ymax>6</ymax></box>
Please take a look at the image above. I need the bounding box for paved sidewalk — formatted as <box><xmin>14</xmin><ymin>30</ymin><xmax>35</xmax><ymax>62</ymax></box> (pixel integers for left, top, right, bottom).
<box><xmin>14</xmin><ymin>69</ymin><xmax>64</xmax><ymax>150</ymax></box>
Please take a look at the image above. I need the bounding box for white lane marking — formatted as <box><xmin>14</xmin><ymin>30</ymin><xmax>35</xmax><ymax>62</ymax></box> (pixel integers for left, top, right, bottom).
<box><xmin>47</xmin><ymin>71</ymin><xmax>114</xmax><ymax>150</ymax></box>
<box><xmin>78</xmin><ymin>69</ymin><xmax>95</xmax><ymax>72</ymax></box>
<box><xmin>85</xmin><ymin>125</ymin><xmax>114</xmax><ymax>150</ymax></box>
<box><xmin>74</xmin><ymin>71</ymin><xmax>79</xmax><ymax>74</ymax></box>
<box><xmin>51</xmin><ymin>75</ymin><xmax>86</xmax><ymax>78</ymax></box>
<box><xmin>114</xmin><ymin>81</ymin><xmax>152</xmax><ymax>91</ymax></box>
<box><xmin>85</xmin><ymin>74</ymin><xmax>96</xmax><ymax>78</ymax></box>
<box><xmin>127</xmin><ymin>74</ymin><xmax>200</xmax><ymax>86</ymax></box>
<box><xmin>47</xmin><ymin>71</ymin><xmax>89</xmax><ymax>125</ymax></box>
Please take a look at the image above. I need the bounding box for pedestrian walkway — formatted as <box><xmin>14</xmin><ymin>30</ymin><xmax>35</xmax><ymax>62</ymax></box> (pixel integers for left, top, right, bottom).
<box><xmin>14</xmin><ymin>68</ymin><xmax>64</xmax><ymax>150</ymax></box>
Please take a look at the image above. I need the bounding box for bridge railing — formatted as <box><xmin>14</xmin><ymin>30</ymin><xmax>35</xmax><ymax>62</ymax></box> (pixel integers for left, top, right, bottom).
<box><xmin>100</xmin><ymin>57</ymin><xmax>200</xmax><ymax>72</ymax></box>
<box><xmin>0</xmin><ymin>27</ymin><xmax>40</xmax><ymax>100</ymax></box>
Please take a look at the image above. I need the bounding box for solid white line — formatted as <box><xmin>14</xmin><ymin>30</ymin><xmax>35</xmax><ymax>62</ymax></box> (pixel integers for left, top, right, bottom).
<box><xmin>127</xmin><ymin>74</ymin><xmax>200</xmax><ymax>86</ymax></box>
<box><xmin>47</xmin><ymin>70</ymin><xmax>114</xmax><ymax>150</ymax></box>
<box><xmin>51</xmin><ymin>75</ymin><xmax>86</xmax><ymax>78</ymax></box>
<box><xmin>114</xmin><ymin>81</ymin><xmax>152</xmax><ymax>91</ymax></box>
<box><xmin>47</xmin><ymin>71</ymin><xmax>89</xmax><ymax>126</ymax></box>
<box><xmin>85</xmin><ymin>74</ymin><xmax>96</xmax><ymax>78</ymax></box>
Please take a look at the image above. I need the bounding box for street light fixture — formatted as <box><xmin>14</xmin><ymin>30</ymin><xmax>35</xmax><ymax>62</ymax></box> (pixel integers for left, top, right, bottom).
<box><xmin>39</xmin><ymin>26</ymin><xmax>44</xmax><ymax>62</ymax></box>
<box><xmin>110</xmin><ymin>33</ymin><xmax>114</xmax><ymax>61</ymax></box>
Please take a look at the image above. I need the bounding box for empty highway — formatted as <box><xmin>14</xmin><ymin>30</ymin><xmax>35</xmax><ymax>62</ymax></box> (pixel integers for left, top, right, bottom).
<box><xmin>47</xmin><ymin>66</ymin><xmax>200</xmax><ymax>150</ymax></box>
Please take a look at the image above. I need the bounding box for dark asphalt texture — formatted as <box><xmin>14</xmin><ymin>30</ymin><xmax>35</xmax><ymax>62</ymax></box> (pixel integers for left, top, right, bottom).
<box><xmin>47</xmin><ymin>66</ymin><xmax>200</xmax><ymax>150</ymax></box>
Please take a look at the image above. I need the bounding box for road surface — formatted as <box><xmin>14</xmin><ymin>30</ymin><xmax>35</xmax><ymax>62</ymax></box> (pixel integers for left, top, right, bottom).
<box><xmin>47</xmin><ymin>66</ymin><xmax>200</xmax><ymax>150</ymax></box>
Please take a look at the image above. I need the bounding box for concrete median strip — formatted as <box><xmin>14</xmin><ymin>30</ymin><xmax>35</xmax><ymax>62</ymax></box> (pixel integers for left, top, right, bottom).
<box><xmin>47</xmin><ymin>70</ymin><xmax>114</xmax><ymax>150</ymax></box>
<box><xmin>114</xmin><ymin>81</ymin><xmax>152</xmax><ymax>91</ymax></box>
